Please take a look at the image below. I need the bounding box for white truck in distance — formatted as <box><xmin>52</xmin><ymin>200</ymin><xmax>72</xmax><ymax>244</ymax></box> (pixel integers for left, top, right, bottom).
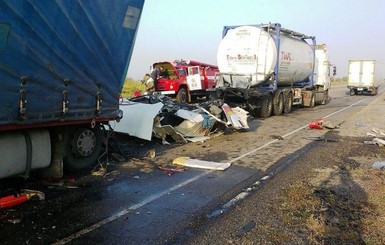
<box><xmin>347</xmin><ymin>60</ymin><xmax>383</xmax><ymax>96</ymax></box>
<box><xmin>214</xmin><ymin>23</ymin><xmax>335</xmax><ymax>118</ymax></box>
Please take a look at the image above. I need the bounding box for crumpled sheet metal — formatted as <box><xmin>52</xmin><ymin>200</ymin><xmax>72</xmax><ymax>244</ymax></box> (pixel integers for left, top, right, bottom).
<box><xmin>117</xmin><ymin>95</ymin><xmax>249</xmax><ymax>142</ymax></box>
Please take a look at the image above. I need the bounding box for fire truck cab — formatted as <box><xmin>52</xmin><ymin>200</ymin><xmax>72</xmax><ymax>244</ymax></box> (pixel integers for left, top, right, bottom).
<box><xmin>152</xmin><ymin>60</ymin><xmax>218</xmax><ymax>103</ymax></box>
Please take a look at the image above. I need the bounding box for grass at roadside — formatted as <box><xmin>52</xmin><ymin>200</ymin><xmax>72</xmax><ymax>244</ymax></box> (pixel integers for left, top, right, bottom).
<box><xmin>187</xmin><ymin>136</ymin><xmax>385</xmax><ymax>245</ymax></box>
<box><xmin>121</xmin><ymin>78</ymin><xmax>145</xmax><ymax>98</ymax></box>
<box><xmin>250</xmin><ymin>139</ymin><xmax>385</xmax><ymax>244</ymax></box>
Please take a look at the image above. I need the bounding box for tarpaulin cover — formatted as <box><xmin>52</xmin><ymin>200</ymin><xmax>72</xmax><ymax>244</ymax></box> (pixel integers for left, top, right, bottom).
<box><xmin>0</xmin><ymin>0</ymin><xmax>144</xmax><ymax>127</ymax></box>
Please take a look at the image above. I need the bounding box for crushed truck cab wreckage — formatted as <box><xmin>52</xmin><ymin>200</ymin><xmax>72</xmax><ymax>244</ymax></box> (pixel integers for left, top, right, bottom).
<box><xmin>114</xmin><ymin>94</ymin><xmax>249</xmax><ymax>144</ymax></box>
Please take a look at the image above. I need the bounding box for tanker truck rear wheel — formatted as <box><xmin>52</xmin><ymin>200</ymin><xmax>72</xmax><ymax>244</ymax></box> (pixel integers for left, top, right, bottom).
<box><xmin>176</xmin><ymin>88</ymin><xmax>188</xmax><ymax>103</ymax></box>
<box><xmin>64</xmin><ymin>125</ymin><xmax>103</xmax><ymax>171</ymax></box>
<box><xmin>258</xmin><ymin>94</ymin><xmax>273</xmax><ymax>118</ymax></box>
<box><xmin>283</xmin><ymin>92</ymin><xmax>293</xmax><ymax>114</ymax></box>
<box><xmin>273</xmin><ymin>92</ymin><xmax>284</xmax><ymax>116</ymax></box>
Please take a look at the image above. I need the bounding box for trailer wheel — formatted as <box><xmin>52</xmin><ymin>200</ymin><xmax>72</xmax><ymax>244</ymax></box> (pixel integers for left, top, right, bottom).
<box><xmin>176</xmin><ymin>88</ymin><xmax>189</xmax><ymax>103</ymax></box>
<box><xmin>273</xmin><ymin>92</ymin><xmax>284</xmax><ymax>115</ymax></box>
<box><xmin>259</xmin><ymin>94</ymin><xmax>273</xmax><ymax>118</ymax></box>
<box><xmin>349</xmin><ymin>89</ymin><xmax>355</xmax><ymax>96</ymax></box>
<box><xmin>283</xmin><ymin>92</ymin><xmax>293</xmax><ymax>114</ymax></box>
<box><xmin>64</xmin><ymin>125</ymin><xmax>103</xmax><ymax>171</ymax></box>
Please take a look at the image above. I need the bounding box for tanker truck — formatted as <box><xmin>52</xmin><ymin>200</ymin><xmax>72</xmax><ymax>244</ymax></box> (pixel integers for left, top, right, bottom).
<box><xmin>214</xmin><ymin>23</ymin><xmax>335</xmax><ymax>118</ymax></box>
<box><xmin>0</xmin><ymin>0</ymin><xmax>144</xmax><ymax>179</ymax></box>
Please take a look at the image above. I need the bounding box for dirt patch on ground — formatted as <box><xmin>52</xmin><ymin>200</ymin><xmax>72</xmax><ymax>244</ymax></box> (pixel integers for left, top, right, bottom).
<box><xmin>186</xmin><ymin>135</ymin><xmax>385</xmax><ymax>245</ymax></box>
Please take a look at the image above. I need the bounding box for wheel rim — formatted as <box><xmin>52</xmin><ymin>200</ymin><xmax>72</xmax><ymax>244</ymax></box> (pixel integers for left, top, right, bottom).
<box><xmin>181</xmin><ymin>91</ymin><xmax>187</xmax><ymax>103</ymax></box>
<box><xmin>177</xmin><ymin>88</ymin><xmax>188</xmax><ymax>103</ymax></box>
<box><xmin>73</xmin><ymin>129</ymin><xmax>96</xmax><ymax>157</ymax></box>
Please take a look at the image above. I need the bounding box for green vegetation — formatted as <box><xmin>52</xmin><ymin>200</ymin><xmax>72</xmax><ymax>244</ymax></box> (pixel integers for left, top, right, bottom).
<box><xmin>121</xmin><ymin>77</ymin><xmax>146</xmax><ymax>98</ymax></box>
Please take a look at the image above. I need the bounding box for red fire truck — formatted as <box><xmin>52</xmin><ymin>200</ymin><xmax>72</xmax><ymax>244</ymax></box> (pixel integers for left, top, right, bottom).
<box><xmin>152</xmin><ymin>60</ymin><xmax>219</xmax><ymax>103</ymax></box>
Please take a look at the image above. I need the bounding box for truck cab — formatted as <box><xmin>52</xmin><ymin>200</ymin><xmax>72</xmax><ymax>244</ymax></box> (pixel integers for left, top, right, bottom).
<box><xmin>313</xmin><ymin>44</ymin><xmax>336</xmax><ymax>104</ymax></box>
<box><xmin>153</xmin><ymin>60</ymin><xmax>218</xmax><ymax>103</ymax></box>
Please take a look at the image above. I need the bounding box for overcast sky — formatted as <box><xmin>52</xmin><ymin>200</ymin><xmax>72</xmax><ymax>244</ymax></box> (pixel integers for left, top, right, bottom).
<box><xmin>126</xmin><ymin>0</ymin><xmax>384</xmax><ymax>80</ymax></box>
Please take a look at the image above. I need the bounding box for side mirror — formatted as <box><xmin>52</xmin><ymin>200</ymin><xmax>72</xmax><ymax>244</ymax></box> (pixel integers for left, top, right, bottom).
<box><xmin>333</xmin><ymin>66</ymin><xmax>337</xmax><ymax>76</ymax></box>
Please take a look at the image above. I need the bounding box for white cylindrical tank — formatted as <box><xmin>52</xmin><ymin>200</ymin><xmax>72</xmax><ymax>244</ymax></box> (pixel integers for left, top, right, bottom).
<box><xmin>0</xmin><ymin>130</ymin><xmax>51</xmax><ymax>179</ymax></box>
<box><xmin>217</xmin><ymin>25</ymin><xmax>314</xmax><ymax>88</ymax></box>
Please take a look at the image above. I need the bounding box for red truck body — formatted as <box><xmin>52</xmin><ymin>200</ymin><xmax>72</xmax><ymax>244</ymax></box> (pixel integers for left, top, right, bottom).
<box><xmin>153</xmin><ymin>60</ymin><xmax>218</xmax><ymax>103</ymax></box>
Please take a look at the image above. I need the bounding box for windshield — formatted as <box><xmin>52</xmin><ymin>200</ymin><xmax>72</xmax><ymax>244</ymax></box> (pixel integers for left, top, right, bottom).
<box><xmin>177</xmin><ymin>68</ymin><xmax>186</xmax><ymax>76</ymax></box>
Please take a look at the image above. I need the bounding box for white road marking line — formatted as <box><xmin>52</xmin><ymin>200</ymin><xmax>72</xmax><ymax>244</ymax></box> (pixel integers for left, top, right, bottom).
<box><xmin>210</xmin><ymin>96</ymin><xmax>371</xmax><ymax>217</ymax></box>
<box><xmin>53</xmin><ymin>95</ymin><xmax>372</xmax><ymax>244</ymax></box>
<box><xmin>52</xmin><ymin>172</ymin><xmax>209</xmax><ymax>245</ymax></box>
<box><xmin>229</xmin><ymin>97</ymin><xmax>368</xmax><ymax>164</ymax></box>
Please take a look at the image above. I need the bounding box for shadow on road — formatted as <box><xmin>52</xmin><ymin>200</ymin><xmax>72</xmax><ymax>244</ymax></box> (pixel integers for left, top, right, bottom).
<box><xmin>313</xmin><ymin>157</ymin><xmax>369</xmax><ymax>244</ymax></box>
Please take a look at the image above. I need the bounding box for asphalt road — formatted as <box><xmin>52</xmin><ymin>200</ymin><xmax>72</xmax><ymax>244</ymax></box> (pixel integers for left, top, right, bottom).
<box><xmin>0</xmin><ymin>84</ymin><xmax>383</xmax><ymax>245</ymax></box>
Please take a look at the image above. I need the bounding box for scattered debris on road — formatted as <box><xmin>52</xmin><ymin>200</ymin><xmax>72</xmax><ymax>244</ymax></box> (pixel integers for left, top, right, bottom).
<box><xmin>114</xmin><ymin>95</ymin><xmax>249</xmax><ymax>144</ymax></box>
<box><xmin>104</xmin><ymin>170</ymin><xmax>120</xmax><ymax>181</ymax></box>
<box><xmin>364</xmin><ymin>138</ymin><xmax>385</xmax><ymax>146</ymax></box>
<box><xmin>371</xmin><ymin>128</ymin><xmax>385</xmax><ymax>136</ymax></box>
<box><xmin>270</xmin><ymin>135</ymin><xmax>284</xmax><ymax>140</ymax></box>
<box><xmin>173</xmin><ymin>157</ymin><xmax>231</xmax><ymax>170</ymax></box>
<box><xmin>91</xmin><ymin>164</ymin><xmax>107</xmax><ymax>177</ymax></box>
<box><xmin>235</xmin><ymin>220</ymin><xmax>256</xmax><ymax>237</ymax></box>
<box><xmin>158</xmin><ymin>166</ymin><xmax>185</xmax><ymax>176</ymax></box>
<box><xmin>38</xmin><ymin>177</ymin><xmax>78</xmax><ymax>189</ymax></box>
<box><xmin>363</xmin><ymin>127</ymin><xmax>385</xmax><ymax>146</ymax></box>
<box><xmin>371</xmin><ymin>161</ymin><xmax>385</xmax><ymax>170</ymax></box>
<box><xmin>0</xmin><ymin>189</ymin><xmax>45</xmax><ymax>208</ymax></box>
<box><xmin>355</xmin><ymin>122</ymin><xmax>366</xmax><ymax>127</ymax></box>
<box><xmin>308</xmin><ymin>118</ymin><xmax>343</xmax><ymax>130</ymax></box>
<box><xmin>305</xmin><ymin>136</ymin><xmax>338</xmax><ymax>142</ymax></box>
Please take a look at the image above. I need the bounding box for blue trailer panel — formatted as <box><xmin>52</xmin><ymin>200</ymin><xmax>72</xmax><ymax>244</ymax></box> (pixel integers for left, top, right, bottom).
<box><xmin>0</xmin><ymin>0</ymin><xmax>144</xmax><ymax>128</ymax></box>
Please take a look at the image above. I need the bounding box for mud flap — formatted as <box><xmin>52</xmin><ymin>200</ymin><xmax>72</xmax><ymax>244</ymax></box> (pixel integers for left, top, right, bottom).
<box><xmin>302</xmin><ymin>91</ymin><xmax>315</xmax><ymax>107</ymax></box>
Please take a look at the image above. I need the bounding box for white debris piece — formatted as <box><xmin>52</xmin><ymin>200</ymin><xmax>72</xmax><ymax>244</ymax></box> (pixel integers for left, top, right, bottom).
<box><xmin>175</xmin><ymin>109</ymin><xmax>204</xmax><ymax>123</ymax></box>
<box><xmin>115</xmin><ymin>101</ymin><xmax>163</xmax><ymax>141</ymax></box>
<box><xmin>232</xmin><ymin>107</ymin><xmax>249</xmax><ymax>129</ymax></box>
<box><xmin>373</xmin><ymin>138</ymin><xmax>385</xmax><ymax>146</ymax></box>
<box><xmin>371</xmin><ymin>161</ymin><xmax>385</xmax><ymax>169</ymax></box>
<box><xmin>173</xmin><ymin>157</ymin><xmax>231</xmax><ymax>171</ymax></box>
<box><xmin>372</xmin><ymin>128</ymin><xmax>385</xmax><ymax>136</ymax></box>
<box><xmin>222</xmin><ymin>103</ymin><xmax>243</xmax><ymax>129</ymax></box>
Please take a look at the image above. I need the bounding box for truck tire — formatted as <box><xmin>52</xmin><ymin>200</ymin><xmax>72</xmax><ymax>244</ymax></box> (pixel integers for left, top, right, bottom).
<box><xmin>349</xmin><ymin>89</ymin><xmax>355</xmax><ymax>96</ymax></box>
<box><xmin>273</xmin><ymin>92</ymin><xmax>284</xmax><ymax>115</ymax></box>
<box><xmin>259</xmin><ymin>94</ymin><xmax>273</xmax><ymax>118</ymax></box>
<box><xmin>64</xmin><ymin>125</ymin><xmax>103</xmax><ymax>171</ymax></box>
<box><xmin>176</xmin><ymin>88</ymin><xmax>189</xmax><ymax>103</ymax></box>
<box><xmin>283</xmin><ymin>92</ymin><xmax>293</xmax><ymax>114</ymax></box>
